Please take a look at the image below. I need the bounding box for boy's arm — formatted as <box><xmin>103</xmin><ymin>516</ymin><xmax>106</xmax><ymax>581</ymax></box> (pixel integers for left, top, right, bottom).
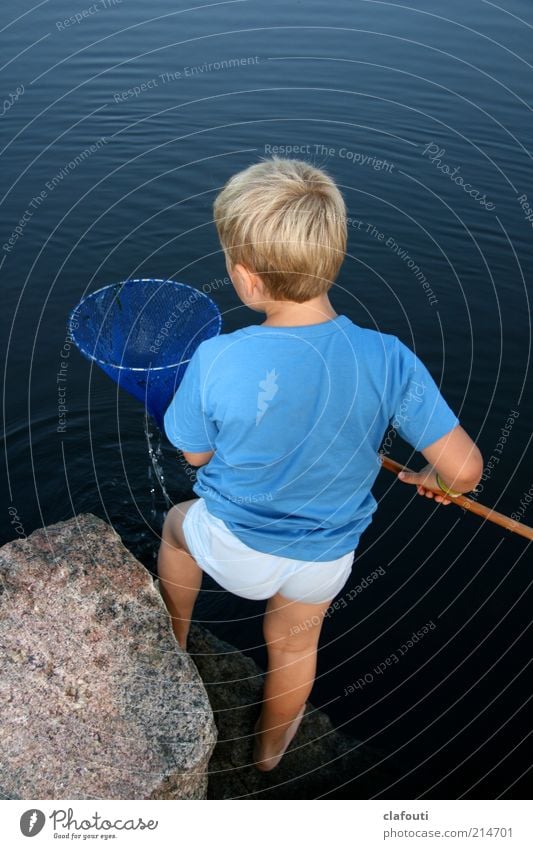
<box><xmin>398</xmin><ymin>425</ymin><xmax>483</xmax><ymax>499</ymax></box>
<box><xmin>388</xmin><ymin>337</ymin><xmax>483</xmax><ymax>501</ymax></box>
<box><xmin>163</xmin><ymin>345</ymin><xmax>218</xmax><ymax>459</ymax></box>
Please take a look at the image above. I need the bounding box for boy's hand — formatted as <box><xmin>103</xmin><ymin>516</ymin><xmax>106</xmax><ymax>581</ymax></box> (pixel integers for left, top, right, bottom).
<box><xmin>397</xmin><ymin>462</ymin><xmax>454</xmax><ymax>505</ymax></box>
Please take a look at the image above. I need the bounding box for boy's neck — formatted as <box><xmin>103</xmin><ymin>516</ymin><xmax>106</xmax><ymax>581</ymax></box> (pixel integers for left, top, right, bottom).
<box><xmin>261</xmin><ymin>294</ymin><xmax>338</xmax><ymax>327</ymax></box>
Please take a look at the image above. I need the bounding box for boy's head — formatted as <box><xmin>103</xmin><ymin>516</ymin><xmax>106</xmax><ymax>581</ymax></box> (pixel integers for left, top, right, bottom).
<box><xmin>213</xmin><ymin>156</ymin><xmax>347</xmax><ymax>305</ymax></box>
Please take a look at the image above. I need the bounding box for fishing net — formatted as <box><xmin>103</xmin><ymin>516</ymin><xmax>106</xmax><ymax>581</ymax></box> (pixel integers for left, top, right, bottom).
<box><xmin>68</xmin><ymin>278</ymin><xmax>222</xmax><ymax>427</ymax></box>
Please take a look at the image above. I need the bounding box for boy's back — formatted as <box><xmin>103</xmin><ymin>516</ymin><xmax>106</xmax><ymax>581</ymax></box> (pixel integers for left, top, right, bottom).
<box><xmin>164</xmin><ymin>313</ymin><xmax>460</xmax><ymax>560</ymax></box>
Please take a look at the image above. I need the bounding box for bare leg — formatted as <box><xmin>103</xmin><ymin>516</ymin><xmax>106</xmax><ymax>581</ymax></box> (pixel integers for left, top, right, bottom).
<box><xmin>157</xmin><ymin>499</ymin><xmax>203</xmax><ymax>650</ymax></box>
<box><xmin>254</xmin><ymin>590</ymin><xmax>333</xmax><ymax>771</ymax></box>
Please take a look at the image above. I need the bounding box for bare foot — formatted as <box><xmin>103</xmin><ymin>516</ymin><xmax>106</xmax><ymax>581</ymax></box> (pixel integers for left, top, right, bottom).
<box><xmin>253</xmin><ymin>704</ymin><xmax>306</xmax><ymax>771</ymax></box>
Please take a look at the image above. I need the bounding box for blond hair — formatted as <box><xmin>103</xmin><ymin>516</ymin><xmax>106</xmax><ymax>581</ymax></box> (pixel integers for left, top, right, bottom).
<box><xmin>212</xmin><ymin>156</ymin><xmax>347</xmax><ymax>303</ymax></box>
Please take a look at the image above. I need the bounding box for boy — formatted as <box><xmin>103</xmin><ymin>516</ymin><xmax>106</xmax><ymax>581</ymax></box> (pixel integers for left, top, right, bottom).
<box><xmin>157</xmin><ymin>157</ymin><xmax>483</xmax><ymax>772</ymax></box>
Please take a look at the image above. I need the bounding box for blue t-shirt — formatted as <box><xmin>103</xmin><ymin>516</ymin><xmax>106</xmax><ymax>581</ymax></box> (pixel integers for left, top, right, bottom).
<box><xmin>163</xmin><ymin>314</ymin><xmax>460</xmax><ymax>561</ymax></box>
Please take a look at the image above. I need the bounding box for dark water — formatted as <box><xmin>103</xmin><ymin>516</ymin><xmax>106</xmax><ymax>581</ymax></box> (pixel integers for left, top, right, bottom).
<box><xmin>1</xmin><ymin>0</ymin><xmax>532</xmax><ymax>799</ymax></box>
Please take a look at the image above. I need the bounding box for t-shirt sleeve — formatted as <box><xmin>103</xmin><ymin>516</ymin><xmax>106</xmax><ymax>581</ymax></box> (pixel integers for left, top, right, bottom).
<box><xmin>388</xmin><ymin>338</ymin><xmax>460</xmax><ymax>451</ymax></box>
<box><xmin>163</xmin><ymin>344</ymin><xmax>218</xmax><ymax>452</ymax></box>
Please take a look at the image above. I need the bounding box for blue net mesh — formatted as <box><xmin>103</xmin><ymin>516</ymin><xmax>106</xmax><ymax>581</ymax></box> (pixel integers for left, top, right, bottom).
<box><xmin>68</xmin><ymin>278</ymin><xmax>222</xmax><ymax>428</ymax></box>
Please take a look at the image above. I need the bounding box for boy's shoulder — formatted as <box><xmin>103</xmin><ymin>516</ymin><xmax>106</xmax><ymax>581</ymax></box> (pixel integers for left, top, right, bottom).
<box><xmin>343</xmin><ymin>321</ymin><xmax>401</xmax><ymax>360</ymax></box>
<box><xmin>354</xmin><ymin>323</ymin><xmax>398</xmax><ymax>347</ymax></box>
<box><xmin>193</xmin><ymin>326</ymin><xmax>247</xmax><ymax>357</ymax></box>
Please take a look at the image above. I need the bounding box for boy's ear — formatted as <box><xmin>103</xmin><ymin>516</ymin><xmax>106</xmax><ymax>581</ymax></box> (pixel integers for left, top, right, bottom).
<box><xmin>233</xmin><ymin>263</ymin><xmax>258</xmax><ymax>298</ymax></box>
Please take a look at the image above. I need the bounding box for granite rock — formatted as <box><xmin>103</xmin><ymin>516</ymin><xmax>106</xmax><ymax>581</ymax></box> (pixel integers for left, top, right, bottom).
<box><xmin>0</xmin><ymin>514</ymin><xmax>216</xmax><ymax>800</ymax></box>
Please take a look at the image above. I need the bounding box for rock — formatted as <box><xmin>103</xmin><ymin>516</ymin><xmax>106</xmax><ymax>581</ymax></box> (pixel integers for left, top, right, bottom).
<box><xmin>185</xmin><ymin>624</ymin><xmax>396</xmax><ymax>799</ymax></box>
<box><xmin>0</xmin><ymin>514</ymin><xmax>216</xmax><ymax>800</ymax></box>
